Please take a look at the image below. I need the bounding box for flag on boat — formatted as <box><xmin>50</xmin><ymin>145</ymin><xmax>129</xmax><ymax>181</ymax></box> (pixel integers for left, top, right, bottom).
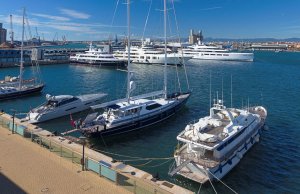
<box><xmin>70</xmin><ymin>114</ymin><xmax>75</xmax><ymax>128</ymax></box>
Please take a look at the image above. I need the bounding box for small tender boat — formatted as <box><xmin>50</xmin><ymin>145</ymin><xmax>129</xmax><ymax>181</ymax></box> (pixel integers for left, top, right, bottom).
<box><xmin>26</xmin><ymin>93</ymin><xmax>107</xmax><ymax>123</ymax></box>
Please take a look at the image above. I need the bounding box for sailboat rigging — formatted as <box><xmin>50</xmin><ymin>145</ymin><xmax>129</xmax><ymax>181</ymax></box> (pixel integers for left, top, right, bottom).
<box><xmin>0</xmin><ymin>8</ymin><xmax>44</xmax><ymax>100</ymax></box>
<box><xmin>79</xmin><ymin>0</ymin><xmax>191</xmax><ymax>137</ymax></box>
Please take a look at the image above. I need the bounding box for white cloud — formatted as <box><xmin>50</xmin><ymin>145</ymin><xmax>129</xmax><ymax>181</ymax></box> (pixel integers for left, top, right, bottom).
<box><xmin>1</xmin><ymin>12</ymin><xmax>128</xmax><ymax>41</ymax></box>
<box><xmin>60</xmin><ymin>8</ymin><xmax>90</xmax><ymax>19</ymax></box>
<box><xmin>2</xmin><ymin>14</ymin><xmax>40</xmax><ymax>27</ymax></box>
<box><xmin>31</xmin><ymin>13</ymin><xmax>70</xmax><ymax>21</ymax></box>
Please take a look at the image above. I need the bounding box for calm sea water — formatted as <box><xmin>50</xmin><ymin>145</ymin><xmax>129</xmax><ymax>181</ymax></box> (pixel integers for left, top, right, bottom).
<box><xmin>1</xmin><ymin>51</ymin><xmax>300</xmax><ymax>193</ymax></box>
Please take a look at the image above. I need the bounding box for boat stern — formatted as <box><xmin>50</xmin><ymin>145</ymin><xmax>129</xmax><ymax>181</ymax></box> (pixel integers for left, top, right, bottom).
<box><xmin>26</xmin><ymin>112</ymin><xmax>40</xmax><ymax>124</ymax></box>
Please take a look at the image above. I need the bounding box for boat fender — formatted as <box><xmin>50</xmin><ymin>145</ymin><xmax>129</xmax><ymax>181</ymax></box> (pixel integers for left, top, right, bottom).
<box><xmin>236</xmin><ymin>152</ymin><xmax>242</xmax><ymax>159</ymax></box>
<box><xmin>250</xmin><ymin>137</ymin><xmax>254</xmax><ymax>144</ymax></box>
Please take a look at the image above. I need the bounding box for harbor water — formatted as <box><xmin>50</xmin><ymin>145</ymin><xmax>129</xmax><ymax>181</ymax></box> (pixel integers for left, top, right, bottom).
<box><xmin>1</xmin><ymin>51</ymin><xmax>300</xmax><ymax>193</ymax></box>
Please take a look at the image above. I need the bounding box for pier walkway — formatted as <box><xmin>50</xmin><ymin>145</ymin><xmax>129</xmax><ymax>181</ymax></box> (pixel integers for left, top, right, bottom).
<box><xmin>0</xmin><ymin>113</ymin><xmax>193</xmax><ymax>194</ymax></box>
<box><xmin>0</xmin><ymin>125</ymin><xmax>130</xmax><ymax>194</ymax></box>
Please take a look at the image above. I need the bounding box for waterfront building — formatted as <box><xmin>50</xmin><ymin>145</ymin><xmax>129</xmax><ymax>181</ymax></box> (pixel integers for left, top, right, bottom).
<box><xmin>0</xmin><ymin>49</ymin><xmax>31</xmax><ymax>67</ymax></box>
<box><xmin>189</xmin><ymin>29</ymin><xmax>203</xmax><ymax>44</ymax></box>
<box><xmin>250</xmin><ymin>43</ymin><xmax>288</xmax><ymax>51</ymax></box>
<box><xmin>0</xmin><ymin>23</ymin><xmax>7</xmax><ymax>44</ymax></box>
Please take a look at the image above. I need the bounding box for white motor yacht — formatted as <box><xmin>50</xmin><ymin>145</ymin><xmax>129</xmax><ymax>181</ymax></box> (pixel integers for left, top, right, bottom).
<box><xmin>70</xmin><ymin>43</ymin><xmax>127</xmax><ymax>67</ymax></box>
<box><xmin>26</xmin><ymin>93</ymin><xmax>107</xmax><ymax>123</ymax></box>
<box><xmin>114</xmin><ymin>44</ymin><xmax>191</xmax><ymax>65</ymax></box>
<box><xmin>170</xmin><ymin>99</ymin><xmax>267</xmax><ymax>183</ymax></box>
<box><xmin>182</xmin><ymin>43</ymin><xmax>254</xmax><ymax>62</ymax></box>
<box><xmin>182</xmin><ymin>33</ymin><xmax>254</xmax><ymax>62</ymax></box>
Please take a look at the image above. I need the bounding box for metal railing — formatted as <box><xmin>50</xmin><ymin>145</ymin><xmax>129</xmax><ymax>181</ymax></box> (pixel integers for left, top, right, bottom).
<box><xmin>0</xmin><ymin>113</ymin><xmax>172</xmax><ymax>194</ymax></box>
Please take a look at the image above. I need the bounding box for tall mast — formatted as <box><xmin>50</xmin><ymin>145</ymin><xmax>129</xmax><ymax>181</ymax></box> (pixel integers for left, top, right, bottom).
<box><xmin>163</xmin><ymin>0</ymin><xmax>167</xmax><ymax>98</ymax></box>
<box><xmin>209</xmin><ymin>72</ymin><xmax>211</xmax><ymax>109</ymax></box>
<box><xmin>221</xmin><ymin>76</ymin><xmax>224</xmax><ymax>106</ymax></box>
<box><xmin>126</xmin><ymin>0</ymin><xmax>131</xmax><ymax>102</ymax></box>
<box><xmin>19</xmin><ymin>8</ymin><xmax>25</xmax><ymax>90</ymax></box>
<box><xmin>231</xmin><ymin>74</ymin><xmax>233</xmax><ymax>108</ymax></box>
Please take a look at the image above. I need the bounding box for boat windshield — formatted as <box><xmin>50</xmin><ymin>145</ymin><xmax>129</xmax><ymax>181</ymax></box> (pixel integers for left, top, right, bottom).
<box><xmin>46</xmin><ymin>100</ymin><xmax>58</xmax><ymax>107</ymax></box>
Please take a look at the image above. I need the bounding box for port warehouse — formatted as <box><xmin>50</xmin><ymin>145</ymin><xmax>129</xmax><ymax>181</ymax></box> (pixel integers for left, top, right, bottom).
<box><xmin>0</xmin><ymin>48</ymin><xmax>87</xmax><ymax>67</ymax></box>
<box><xmin>0</xmin><ymin>113</ymin><xmax>192</xmax><ymax>194</ymax></box>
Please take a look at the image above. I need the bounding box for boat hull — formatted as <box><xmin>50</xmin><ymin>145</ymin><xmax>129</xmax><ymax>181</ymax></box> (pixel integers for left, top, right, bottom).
<box><xmin>173</xmin><ymin>112</ymin><xmax>266</xmax><ymax>184</ymax></box>
<box><xmin>0</xmin><ymin>84</ymin><xmax>44</xmax><ymax>100</ymax></box>
<box><xmin>70</xmin><ymin>60</ymin><xmax>127</xmax><ymax>67</ymax></box>
<box><xmin>191</xmin><ymin>52</ymin><xmax>254</xmax><ymax>62</ymax></box>
<box><xmin>81</xmin><ymin>92</ymin><xmax>191</xmax><ymax>137</ymax></box>
<box><xmin>28</xmin><ymin>94</ymin><xmax>106</xmax><ymax>123</ymax></box>
<box><xmin>133</xmin><ymin>56</ymin><xmax>192</xmax><ymax>66</ymax></box>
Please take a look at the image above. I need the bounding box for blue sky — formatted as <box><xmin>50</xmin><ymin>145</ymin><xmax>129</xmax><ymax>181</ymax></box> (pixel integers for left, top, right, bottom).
<box><xmin>0</xmin><ymin>0</ymin><xmax>300</xmax><ymax>41</ymax></box>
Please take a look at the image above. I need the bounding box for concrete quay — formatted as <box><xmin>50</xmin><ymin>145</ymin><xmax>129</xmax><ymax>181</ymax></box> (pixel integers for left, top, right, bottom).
<box><xmin>0</xmin><ymin>113</ymin><xmax>193</xmax><ymax>194</ymax></box>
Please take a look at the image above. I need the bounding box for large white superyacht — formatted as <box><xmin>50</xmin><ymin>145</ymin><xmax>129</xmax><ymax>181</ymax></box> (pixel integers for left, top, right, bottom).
<box><xmin>182</xmin><ymin>32</ymin><xmax>254</xmax><ymax>62</ymax></box>
<box><xmin>114</xmin><ymin>43</ymin><xmax>191</xmax><ymax>66</ymax></box>
<box><xmin>169</xmin><ymin>98</ymin><xmax>267</xmax><ymax>183</ymax></box>
<box><xmin>70</xmin><ymin>43</ymin><xmax>127</xmax><ymax>67</ymax></box>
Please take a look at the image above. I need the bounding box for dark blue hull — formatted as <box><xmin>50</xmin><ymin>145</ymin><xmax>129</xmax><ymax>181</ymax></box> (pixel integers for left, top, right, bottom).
<box><xmin>71</xmin><ymin>60</ymin><xmax>127</xmax><ymax>67</ymax></box>
<box><xmin>0</xmin><ymin>85</ymin><xmax>45</xmax><ymax>100</ymax></box>
<box><xmin>81</xmin><ymin>92</ymin><xmax>191</xmax><ymax>137</ymax></box>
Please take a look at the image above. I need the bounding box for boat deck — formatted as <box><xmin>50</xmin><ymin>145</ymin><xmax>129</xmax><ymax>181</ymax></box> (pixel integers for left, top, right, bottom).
<box><xmin>178</xmin><ymin>166</ymin><xmax>209</xmax><ymax>184</ymax></box>
<box><xmin>178</xmin><ymin>118</ymin><xmax>231</xmax><ymax>148</ymax></box>
<box><xmin>205</xmin><ymin>120</ymin><xmax>230</xmax><ymax>135</ymax></box>
<box><xmin>176</xmin><ymin>144</ymin><xmax>220</xmax><ymax>168</ymax></box>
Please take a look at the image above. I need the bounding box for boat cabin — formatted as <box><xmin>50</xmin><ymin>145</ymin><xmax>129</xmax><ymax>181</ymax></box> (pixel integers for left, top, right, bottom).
<box><xmin>45</xmin><ymin>95</ymin><xmax>79</xmax><ymax>108</ymax></box>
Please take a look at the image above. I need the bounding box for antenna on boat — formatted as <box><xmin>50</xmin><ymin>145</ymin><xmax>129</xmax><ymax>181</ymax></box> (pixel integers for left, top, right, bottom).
<box><xmin>231</xmin><ymin>74</ymin><xmax>233</xmax><ymax>108</ymax></box>
<box><xmin>19</xmin><ymin>8</ymin><xmax>25</xmax><ymax>90</ymax></box>
<box><xmin>221</xmin><ymin>76</ymin><xmax>224</xmax><ymax>106</ymax></box>
<box><xmin>242</xmin><ymin>98</ymin><xmax>243</xmax><ymax>109</ymax></box>
<box><xmin>260</xmin><ymin>88</ymin><xmax>264</xmax><ymax>106</ymax></box>
<box><xmin>163</xmin><ymin>0</ymin><xmax>167</xmax><ymax>99</ymax></box>
<box><xmin>247</xmin><ymin>97</ymin><xmax>250</xmax><ymax>112</ymax></box>
<box><xmin>126</xmin><ymin>0</ymin><xmax>131</xmax><ymax>103</ymax></box>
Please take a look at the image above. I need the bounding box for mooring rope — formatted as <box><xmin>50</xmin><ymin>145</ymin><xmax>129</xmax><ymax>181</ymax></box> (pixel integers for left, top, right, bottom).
<box><xmin>206</xmin><ymin>171</ymin><xmax>218</xmax><ymax>194</ymax></box>
<box><xmin>92</xmin><ymin>147</ymin><xmax>174</xmax><ymax>161</ymax></box>
<box><xmin>207</xmin><ymin>170</ymin><xmax>238</xmax><ymax>194</ymax></box>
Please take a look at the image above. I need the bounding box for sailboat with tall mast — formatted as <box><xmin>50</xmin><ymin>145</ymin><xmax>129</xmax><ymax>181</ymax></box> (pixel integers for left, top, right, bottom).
<box><xmin>79</xmin><ymin>0</ymin><xmax>191</xmax><ymax>137</ymax></box>
<box><xmin>0</xmin><ymin>8</ymin><xmax>44</xmax><ymax>100</ymax></box>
